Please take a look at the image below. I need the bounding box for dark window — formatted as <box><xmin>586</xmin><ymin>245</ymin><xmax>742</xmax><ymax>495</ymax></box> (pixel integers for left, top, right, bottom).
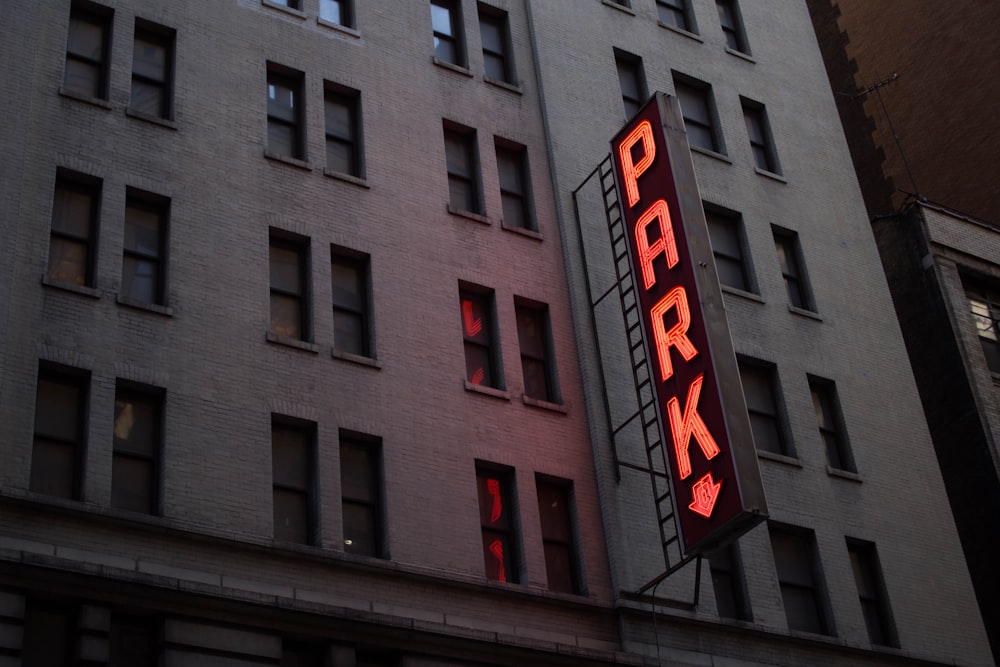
<box><xmin>22</xmin><ymin>599</ymin><xmax>77</xmax><ymax>666</ymax></box>
<box><xmin>708</xmin><ymin>544</ymin><xmax>751</xmax><ymax>621</ymax></box>
<box><xmin>479</xmin><ymin>6</ymin><xmax>513</xmax><ymax>83</ymax></box>
<box><xmin>657</xmin><ymin>0</ymin><xmax>695</xmax><ymax>32</ymax></box>
<box><xmin>320</xmin><ymin>0</ymin><xmax>353</xmax><ymax>27</ymax></box>
<box><xmin>773</xmin><ymin>226</ymin><xmax>813</xmax><ymax>311</ymax></box>
<box><xmin>267</xmin><ymin>64</ymin><xmax>305</xmax><ymax>160</ymax></box>
<box><xmin>331</xmin><ymin>246</ymin><xmax>372</xmax><ymax>358</ymax></box>
<box><xmin>615</xmin><ymin>49</ymin><xmax>646</xmax><ymax>120</ymax></box>
<box><xmin>47</xmin><ymin>169</ymin><xmax>100</xmax><ymax>287</ymax></box>
<box><xmin>717</xmin><ymin>0</ymin><xmax>749</xmax><ymax>53</ymax></box>
<box><xmin>431</xmin><ymin>0</ymin><xmax>465</xmax><ymax>66</ymax></box>
<box><xmin>847</xmin><ymin>539</ymin><xmax>898</xmax><ymax>647</ymax></box>
<box><xmin>705</xmin><ymin>205</ymin><xmax>751</xmax><ymax>292</ymax></box>
<box><xmin>282</xmin><ymin>640</ymin><xmax>325</xmax><ymax>667</ymax></box>
<box><xmin>515</xmin><ymin>299</ymin><xmax>559</xmax><ymax>403</ymax></box>
<box><xmin>30</xmin><ymin>365</ymin><xmax>89</xmax><ymax>499</ymax></box>
<box><xmin>121</xmin><ymin>189</ymin><xmax>168</xmax><ymax>305</ymax></box>
<box><xmin>324</xmin><ymin>83</ymin><xmax>362</xmax><ymax>177</ymax></box>
<box><xmin>809</xmin><ymin>376</ymin><xmax>855</xmax><ymax>472</ymax></box>
<box><xmin>110</xmin><ymin>613</ymin><xmax>160</xmax><ymax>667</ymax></box>
<box><xmin>770</xmin><ymin>526</ymin><xmax>833</xmax><ymax>635</ymax></box>
<box><xmin>536</xmin><ymin>477</ymin><xmax>580</xmax><ymax>594</ymax></box>
<box><xmin>443</xmin><ymin>122</ymin><xmax>482</xmax><ymax>214</ymax></box>
<box><xmin>340</xmin><ymin>433</ymin><xmax>384</xmax><ymax>558</ymax></box>
<box><xmin>130</xmin><ymin>21</ymin><xmax>174</xmax><ymax>119</ymax></box>
<box><xmin>269</xmin><ymin>234</ymin><xmax>310</xmax><ymax>341</ymax></box>
<box><xmin>742</xmin><ymin>98</ymin><xmax>779</xmax><ymax>173</ymax></box>
<box><xmin>112</xmin><ymin>383</ymin><xmax>162</xmax><ymax>514</ymax></box>
<box><xmin>64</xmin><ymin>2</ymin><xmax>112</xmax><ymax>99</ymax></box>
<box><xmin>966</xmin><ymin>282</ymin><xmax>1000</xmax><ymax>374</ymax></box>
<box><xmin>476</xmin><ymin>465</ymin><xmax>519</xmax><ymax>583</ymax></box>
<box><xmin>269</xmin><ymin>0</ymin><xmax>302</xmax><ymax>9</ymax></box>
<box><xmin>738</xmin><ymin>359</ymin><xmax>791</xmax><ymax>457</ymax></box>
<box><xmin>272</xmin><ymin>419</ymin><xmax>316</xmax><ymax>545</ymax></box>
<box><xmin>459</xmin><ymin>285</ymin><xmax>502</xmax><ymax>389</ymax></box>
<box><xmin>496</xmin><ymin>139</ymin><xmax>534</xmax><ymax>231</ymax></box>
<box><xmin>674</xmin><ymin>75</ymin><xmax>722</xmax><ymax>153</ymax></box>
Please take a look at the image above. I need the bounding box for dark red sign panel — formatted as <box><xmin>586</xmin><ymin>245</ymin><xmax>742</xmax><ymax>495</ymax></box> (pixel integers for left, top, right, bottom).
<box><xmin>610</xmin><ymin>93</ymin><xmax>767</xmax><ymax>556</ymax></box>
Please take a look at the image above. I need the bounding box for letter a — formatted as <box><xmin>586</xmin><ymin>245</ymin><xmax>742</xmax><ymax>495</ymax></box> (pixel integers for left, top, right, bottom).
<box><xmin>617</xmin><ymin>120</ymin><xmax>655</xmax><ymax>208</ymax></box>
<box><xmin>634</xmin><ymin>199</ymin><xmax>679</xmax><ymax>290</ymax></box>
<box><xmin>650</xmin><ymin>286</ymin><xmax>698</xmax><ymax>382</ymax></box>
<box><xmin>667</xmin><ymin>374</ymin><xmax>721</xmax><ymax>480</ymax></box>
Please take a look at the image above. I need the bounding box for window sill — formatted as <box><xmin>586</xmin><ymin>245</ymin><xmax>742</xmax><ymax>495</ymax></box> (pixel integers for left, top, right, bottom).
<box><xmin>464</xmin><ymin>380</ymin><xmax>510</xmax><ymax>401</ymax></box>
<box><xmin>125</xmin><ymin>107</ymin><xmax>178</xmax><ymax>130</ymax></box>
<box><xmin>116</xmin><ymin>295</ymin><xmax>174</xmax><ymax>317</ymax></box>
<box><xmin>690</xmin><ymin>145</ymin><xmax>732</xmax><ymax>164</ymax></box>
<box><xmin>264</xmin><ymin>150</ymin><xmax>313</xmax><ymax>171</ymax></box>
<box><xmin>323</xmin><ymin>169</ymin><xmax>370</xmax><ymax>188</ymax></box>
<box><xmin>332</xmin><ymin>348</ymin><xmax>381</xmax><ymax>368</ymax></box>
<box><xmin>724</xmin><ymin>46</ymin><xmax>755</xmax><ymax>63</ymax></box>
<box><xmin>41</xmin><ymin>276</ymin><xmax>101</xmax><ymax>299</ymax></box>
<box><xmin>826</xmin><ymin>466</ymin><xmax>862</xmax><ymax>483</ymax></box>
<box><xmin>657</xmin><ymin>22</ymin><xmax>703</xmax><ymax>43</ymax></box>
<box><xmin>266</xmin><ymin>331</ymin><xmax>319</xmax><ymax>353</ymax></box>
<box><xmin>756</xmin><ymin>450</ymin><xmax>802</xmax><ymax>468</ymax></box>
<box><xmin>484</xmin><ymin>76</ymin><xmax>523</xmax><ymax>95</ymax></box>
<box><xmin>432</xmin><ymin>58</ymin><xmax>473</xmax><ymax>78</ymax></box>
<box><xmin>522</xmin><ymin>394</ymin><xmax>567</xmax><ymax>413</ymax></box>
<box><xmin>721</xmin><ymin>285</ymin><xmax>763</xmax><ymax>303</ymax></box>
<box><xmin>261</xmin><ymin>0</ymin><xmax>306</xmax><ymax>19</ymax></box>
<box><xmin>501</xmin><ymin>220</ymin><xmax>542</xmax><ymax>240</ymax></box>
<box><xmin>754</xmin><ymin>167</ymin><xmax>786</xmax><ymax>183</ymax></box>
<box><xmin>317</xmin><ymin>17</ymin><xmax>360</xmax><ymax>39</ymax></box>
<box><xmin>447</xmin><ymin>204</ymin><xmax>490</xmax><ymax>225</ymax></box>
<box><xmin>58</xmin><ymin>87</ymin><xmax>112</xmax><ymax>110</ymax></box>
<box><xmin>601</xmin><ymin>0</ymin><xmax>635</xmax><ymax>15</ymax></box>
<box><xmin>788</xmin><ymin>304</ymin><xmax>822</xmax><ymax>321</ymax></box>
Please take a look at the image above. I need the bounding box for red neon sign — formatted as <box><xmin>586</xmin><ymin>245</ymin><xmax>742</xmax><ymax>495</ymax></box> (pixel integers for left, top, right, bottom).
<box><xmin>611</xmin><ymin>93</ymin><xmax>766</xmax><ymax>555</ymax></box>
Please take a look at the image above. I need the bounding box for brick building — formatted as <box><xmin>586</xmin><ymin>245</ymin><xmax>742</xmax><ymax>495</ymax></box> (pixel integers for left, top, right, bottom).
<box><xmin>0</xmin><ymin>1</ymin><xmax>992</xmax><ymax>666</ymax></box>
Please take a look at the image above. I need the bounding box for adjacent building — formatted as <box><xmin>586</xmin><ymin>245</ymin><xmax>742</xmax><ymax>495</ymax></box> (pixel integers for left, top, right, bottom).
<box><xmin>0</xmin><ymin>1</ymin><xmax>992</xmax><ymax>666</ymax></box>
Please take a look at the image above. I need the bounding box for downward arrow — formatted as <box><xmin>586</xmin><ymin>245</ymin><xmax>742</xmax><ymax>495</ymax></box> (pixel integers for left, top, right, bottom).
<box><xmin>688</xmin><ymin>472</ymin><xmax>722</xmax><ymax>518</ymax></box>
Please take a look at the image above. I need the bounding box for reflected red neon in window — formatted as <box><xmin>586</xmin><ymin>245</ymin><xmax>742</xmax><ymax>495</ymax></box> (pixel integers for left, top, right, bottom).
<box><xmin>477</xmin><ymin>469</ymin><xmax>517</xmax><ymax>583</ymax></box>
<box><xmin>460</xmin><ymin>289</ymin><xmax>499</xmax><ymax>388</ymax></box>
<box><xmin>489</xmin><ymin>538</ymin><xmax>506</xmax><ymax>582</ymax></box>
<box><xmin>462</xmin><ymin>299</ymin><xmax>483</xmax><ymax>337</ymax></box>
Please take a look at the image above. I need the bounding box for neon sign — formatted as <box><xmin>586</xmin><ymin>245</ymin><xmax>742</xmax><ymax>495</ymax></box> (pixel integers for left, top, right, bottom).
<box><xmin>610</xmin><ymin>93</ymin><xmax>767</xmax><ymax>556</ymax></box>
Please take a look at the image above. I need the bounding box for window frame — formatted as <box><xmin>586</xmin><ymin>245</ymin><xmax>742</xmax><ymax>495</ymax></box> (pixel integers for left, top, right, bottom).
<box><xmin>495</xmin><ymin>138</ymin><xmax>535</xmax><ymax>232</ymax></box>
<box><xmin>130</xmin><ymin>19</ymin><xmax>175</xmax><ymax>120</ymax></box>
<box><xmin>459</xmin><ymin>283</ymin><xmax>503</xmax><ymax>390</ymax></box>
<box><xmin>64</xmin><ymin>1</ymin><xmax>113</xmax><ymax>101</ymax></box>
<box><xmin>742</xmin><ymin>97</ymin><xmax>780</xmax><ymax>174</ymax></box>
<box><xmin>271</xmin><ymin>417</ymin><xmax>318</xmax><ymax>546</ymax></box>
<box><xmin>716</xmin><ymin>0</ymin><xmax>750</xmax><ymax>54</ymax></box>
<box><xmin>707</xmin><ymin>542</ymin><xmax>752</xmax><ymax>621</ymax></box>
<box><xmin>324</xmin><ymin>82</ymin><xmax>363</xmax><ymax>178</ymax></box>
<box><xmin>331</xmin><ymin>245</ymin><xmax>374</xmax><ymax>359</ymax></box>
<box><xmin>30</xmin><ymin>363</ymin><xmax>90</xmax><ymax>500</ymax></box>
<box><xmin>535</xmin><ymin>475</ymin><xmax>582</xmax><ymax>594</ymax></box>
<box><xmin>47</xmin><ymin>169</ymin><xmax>101</xmax><ymax>288</ymax></box>
<box><xmin>121</xmin><ymin>188</ymin><xmax>169</xmax><ymax>306</ymax></box>
<box><xmin>478</xmin><ymin>4</ymin><xmax>514</xmax><ymax>84</ymax></box>
<box><xmin>846</xmin><ymin>538</ymin><xmax>899</xmax><ymax>647</ymax></box>
<box><xmin>657</xmin><ymin>0</ymin><xmax>697</xmax><ymax>33</ymax></box>
<box><xmin>770</xmin><ymin>524</ymin><xmax>835</xmax><ymax>636</ymax></box>
<box><xmin>738</xmin><ymin>357</ymin><xmax>794</xmax><ymax>458</ymax></box>
<box><xmin>673</xmin><ymin>73</ymin><xmax>724</xmax><ymax>155</ymax></box>
<box><xmin>704</xmin><ymin>203</ymin><xmax>754</xmax><ymax>293</ymax></box>
<box><xmin>964</xmin><ymin>279</ymin><xmax>1000</xmax><ymax>374</ymax></box>
<box><xmin>808</xmin><ymin>376</ymin><xmax>856</xmax><ymax>473</ymax></box>
<box><xmin>431</xmin><ymin>0</ymin><xmax>466</xmax><ymax>67</ymax></box>
<box><xmin>266</xmin><ymin>63</ymin><xmax>306</xmax><ymax>161</ymax></box>
<box><xmin>614</xmin><ymin>49</ymin><xmax>647</xmax><ymax>121</ymax></box>
<box><xmin>320</xmin><ymin>0</ymin><xmax>354</xmax><ymax>27</ymax></box>
<box><xmin>772</xmin><ymin>225</ymin><xmax>815</xmax><ymax>312</ymax></box>
<box><xmin>111</xmin><ymin>381</ymin><xmax>164</xmax><ymax>515</ymax></box>
<box><xmin>339</xmin><ymin>431</ymin><xmax>386</xmax><ymax>559</ymax></box>
<box><xmin>269</xmin><ymin>231</ymin><xmax>311</xmax><ymax>342</ymax></box>
<box><xmin>443</xmin><ymin>121</ymin><xmax>483</xmax><ymax>215</ymax></box>
<box><xmin>476</xmin><ymin>463</ymin><xmax>520</xmax><ymax>584</ymax></box>
<box><xmin>514</xmin><ymin>297</ymin><xmax>560</xmax><ymax>404</ymax></box>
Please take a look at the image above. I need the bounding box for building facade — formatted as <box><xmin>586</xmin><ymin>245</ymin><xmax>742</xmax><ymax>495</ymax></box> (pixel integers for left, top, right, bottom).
<box><xmin>0</xmin><ymin>1</ymin><xmax>992</xmax><ymax>666</ymax></box>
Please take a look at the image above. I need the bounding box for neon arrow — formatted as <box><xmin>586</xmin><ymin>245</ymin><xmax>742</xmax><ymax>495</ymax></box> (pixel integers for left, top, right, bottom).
<box><xmin>688</xmin><ymin>472</ymin><xmax>722</xmax><ymax>518</ymax></box>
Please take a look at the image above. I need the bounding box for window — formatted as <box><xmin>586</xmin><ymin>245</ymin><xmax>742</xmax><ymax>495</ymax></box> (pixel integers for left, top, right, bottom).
<box><xmin>657</xmin><ymin>0</ymin><xmax>695</xmax><ymax>32</ymax></box>
<box><xmin>809</xmin><ymin>376</ymin><xmax>855</xmax><ymax>472</ymax></box>
<box><xmin>22</xmin><ymin>599</ymin><xmax>77</xmax><ymax>666</ymax></box>
<box><xmin>674</xmin><ymin>75</ymin><xmax>722</xmax><ymax>154</ymax></box>
<box><xmin>282</xmin><ymin>640</ymin><xmax>325</xmax><ymax>667</ymax></box>
<box><xmin>64</xmin><ymin>2</ymin><xmax>112</xmax><ymax>99</ymax></box>
<box><xmin>30</xmin><ymin>365</ymin><xmax>89</xmax><ymax>499</ymax></box>
<box><xmin>717</xmin><ymin>0</ymin><xmax>749</xmax><ymax>53</ymax></box>
<box><xmin>770</xmin><ymin>526</ymin><xmax>833</xmax><ymax>635</ymax></box>
<box><xmin>47</xmin><ymin>169</ymin><xmax>100</xmax><ymax>287</ymax></box>
<box><xmin>443</xmin><ymin>122</ymin><xmax>482</xmax><ymax>214</ymax></box>
<box><xmin>708</xmin><ymin>544</ymin><xmax>751</xmax><ymax>621</ymax></box>
<box><xmin>340</xmin><ymin>433</ymin><xmax>384</xmax><ymax>558</ymax></box>
<box><xmin>272</xmin><ymin>419</ymin><xmax>316</xmax><ymax>545</ymax></box>
<box><xmin>331</xmin><ymin>246</ymin><xmax>373</xmax><ymax>358</ymax></box>
<box><xmin>495</xmin><ymin>139</ymin><xmax>534</xmax><ymax>231</ymax></box>
<box><xmin>431</xmin><ymin>0</ymin><xmax>465</xmax><ymax>67</ymax></box>
<box><xmin>112</xmin><ymin>383</ymin><xmax>162</xmax><ymax>514</ymax></box>
<box><xmin>742</xmin><ymin>98</ymin><xmax>780</xmax><ymax>173</ymax></box>
<box><xmin>705</xmin><ymin>205</ymin><xmax>752</xmax><ymax>292</ymax></box>
<box><xmin>515</xmin><ymin>298</ymin><xmax>559</xmax><ymax>403</ymax></box>
<box><xmin>269</xmin><ymin>0</ymin><xmax>302</xmax><ymax>9</ymax></box>
<box><xmin>738</xmin><ymin>359</ymin><xmax>791</xmax><ymax>457</ymax></box>
<box><xmin>479</xmin><ymin>6</ymin><xmax>513</xmax><ymax>83</ymax></box>
<box><xmin>847</xmin><ymin>539</ymin><xmax>898</xmax><ymax>647</ymax></box>
<box><xmin>459</xmin><ymin>285</ymin><xmax>502</xmax><ymax>389</ymax></box>
<box><xmin>121</xmin><ymin>189</ymin><xmax>168</xmax><ymax>305</ymax></box>
<box><xmin>110</xmin><ymin>613</ymin><xmax>160</xmax><ymax>666</ymax></box>
<box><xmin>324</xmin><ymin>83</ymin><xmax>362</xmax><ymax>177</ymax></box>
<box><xmin>476</xmin><ymin>464</ymin><xmax>519</xmax><ymax>583</ymax></box>
<box><xmin>269</xmin><ymin>233</ymin><xmax>310</xmax><ymax>341</ymax></box>
<box><xmin>266</xmin><ymin>64</ymin><xmax>305</xmax><ymax>160</ymax></box>
<box><xmin>966</xmin><ymin>282</ymin><xmax>1000</xmax><ymax>374</ymax></box>
<box><xmin>130</xmin><ymin>21</ymin><xmax>174</xmax><ymax>119</ymax></box>
<box><xmin>536</xmin><ymin>476</ymin><xmax>580</xmax><ymax>594</ymax></box>
<box><xmin>320</xmin><ymin>0</ymin><xmax>352</xmax><ymax>26</ymax></box>
<box><xmin>772</xmin><ymin>226</ymin><xmax>814</xmax><ymax>311</ymax></box>
<box><xmin>615</xmin><ymin>49</ymin><xmax>646</xmax><ymax>120</ymax></box>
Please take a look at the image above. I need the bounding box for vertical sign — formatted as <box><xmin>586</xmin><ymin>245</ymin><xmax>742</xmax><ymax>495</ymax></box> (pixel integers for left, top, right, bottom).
<box><xmin>610</xmin><ymin>93</ymin><xmax>767</xmax><ymax>556</ymax></box>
